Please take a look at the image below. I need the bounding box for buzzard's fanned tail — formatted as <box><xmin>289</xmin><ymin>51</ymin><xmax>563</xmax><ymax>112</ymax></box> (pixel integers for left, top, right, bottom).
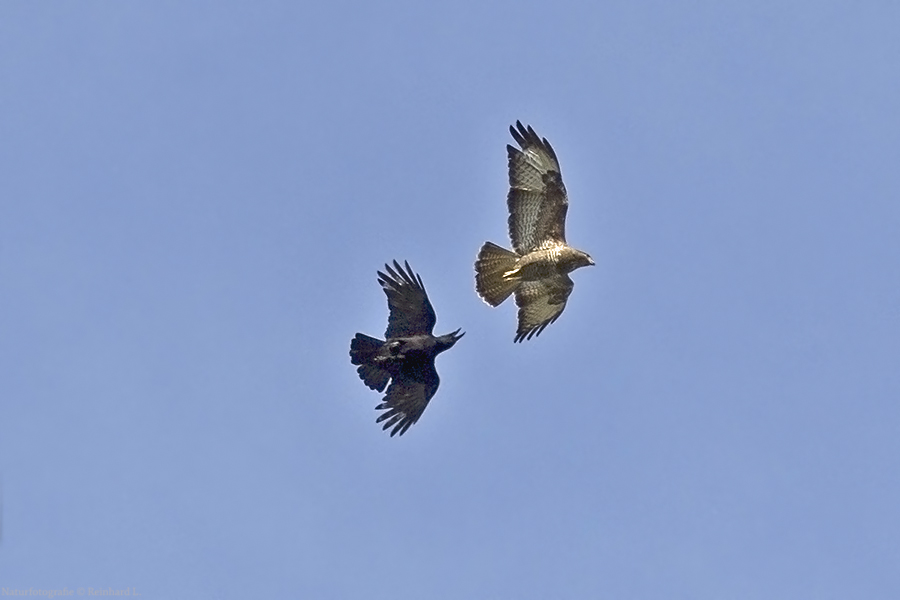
<box><xmin>350</xmin><ymin>333</ymin><xmax>390</xmax><ymax>392</ymax></box>
<box><xmin>475</xmin><ymin>242</ymin><xmax>520</xmax><ymax>307</ymax></box>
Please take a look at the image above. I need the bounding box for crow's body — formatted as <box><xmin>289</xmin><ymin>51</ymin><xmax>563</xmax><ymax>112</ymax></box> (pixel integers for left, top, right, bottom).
<box><xmin>475</xmin><ymin>121</ymin><xmax>594</xmax><ymax>342</ymax></box>
<box><xmin>350</xmin><ymin>261</ymin><xmax>463</xmax><ymax>437</ymax></box>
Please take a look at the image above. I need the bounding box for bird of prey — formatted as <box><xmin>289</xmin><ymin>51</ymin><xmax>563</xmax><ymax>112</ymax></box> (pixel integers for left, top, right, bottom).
<box><xmin>475</xmin><ymin>121</ymin><xmax>594</xmax><ymax>342</ymax></box>
<box><xmin>350</xmin><ymin>260</ymin><xmax>464</xmax><ymax>437</ymax></box>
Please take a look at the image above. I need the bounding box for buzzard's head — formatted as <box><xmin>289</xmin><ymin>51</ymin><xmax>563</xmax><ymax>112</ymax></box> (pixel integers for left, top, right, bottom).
<box><xmin>435</xmin><ymin>328</ymin><xmax>465</xmax><ymax>354</ymax></box>
<box><xmin>567</xmin><ymin>250</ymin><xmax>595</xmax><ymax>271</ymax></box>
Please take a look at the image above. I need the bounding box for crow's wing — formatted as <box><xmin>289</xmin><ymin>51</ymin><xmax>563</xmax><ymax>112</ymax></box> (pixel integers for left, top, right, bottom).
<box><xmin>378</xmin><ymin>260</ymin><xmax>437</xmax><ymax>338</ymax></box>
<box><xmin>374</xmin><ymin>364</ymin><xmax>440</xmax><ymax>437</ymax></box>
<box><xmin>507</xmin><ymin>121</ymin><xmax>569</xmax><ymax>254</ymax></box>
<box><xmin>513</xmin><ymin>273</ymin><xmax>574</xmax><ymax>342</ymax></box>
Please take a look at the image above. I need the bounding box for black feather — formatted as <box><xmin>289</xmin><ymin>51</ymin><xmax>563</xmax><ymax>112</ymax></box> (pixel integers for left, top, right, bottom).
<box><xmin>349</xmin><ymin>261</ymin><xmax>464</xmax><ymax>436</ymax></box>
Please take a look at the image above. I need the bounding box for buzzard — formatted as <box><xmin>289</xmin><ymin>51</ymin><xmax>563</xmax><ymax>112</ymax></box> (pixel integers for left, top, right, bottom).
<box><xmin>350</xmin><ymin>260</ymin><xmax>464</xmax><ymax>437</ymax></box>
<box><xmin>475</xmin><ymin>121</ymin><xmax>594</xmax><ymax>342</ymax></box>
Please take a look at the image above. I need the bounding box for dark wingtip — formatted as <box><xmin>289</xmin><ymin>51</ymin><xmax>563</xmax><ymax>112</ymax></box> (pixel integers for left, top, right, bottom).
<box><xmin>513</xmin><ymin>324</ymin><xmax>547</xmax><ymax>343</ymax></box>
<box><xmin>378</xmin><ymin>259</ymin><xmax>416</xmax><ymax>290</ymax></box>
<box><xmin>509</xmin><ymin>120</ymin><xmax>528</xmax><ymax>147</ymax></box>
<box><xmin>382</xmin><ymin>259</ymin><xmax>421</xmax><ymax>289</ymax></box>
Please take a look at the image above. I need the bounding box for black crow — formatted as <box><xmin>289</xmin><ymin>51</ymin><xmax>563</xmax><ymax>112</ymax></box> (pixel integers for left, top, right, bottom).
<box><xmin>350</xmin><ymin>260</ymin><xmax>464</xmax><ymax>437</ymax></box>
<box><xmin>475</xmin><ymin>121</ymin><xmax>594</xmax><ymax>342</ymax></box>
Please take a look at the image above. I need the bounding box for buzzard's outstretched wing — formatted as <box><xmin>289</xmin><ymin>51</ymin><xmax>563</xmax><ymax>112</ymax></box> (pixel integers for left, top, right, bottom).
<box><xmin>513</xmin><ymin>274</ymin><xmax>574</xmax><ymax>342</ymax></box>
<box><xmin>507</xmin><ymin>121</ymin><xmax>569</xmax><ymax>254</ymax></box>
<box><xmin>375</xmin><ymin>365</ymin><xmax>440</xmax><ymax>437</ymax></box>
<box><xmin>378</xmin><ymin>260</ymin><xmax>437</xmax><ymax>338</ymax></box>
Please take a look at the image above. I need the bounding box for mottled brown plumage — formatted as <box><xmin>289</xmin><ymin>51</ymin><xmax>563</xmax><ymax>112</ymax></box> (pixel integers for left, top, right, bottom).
<box><xmin>475</xmin><ymin>121</ymin><xmax>594</xmax><ymax>342</ymax></box>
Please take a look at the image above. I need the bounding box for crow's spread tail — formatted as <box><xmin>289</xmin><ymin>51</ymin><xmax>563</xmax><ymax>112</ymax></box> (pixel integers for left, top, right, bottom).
<box><xmin>475</xmin><ymin>242</ymin><xmax>520</xmax><ymax>306</ymax></box>
<box><xmin>350</xmin><ymin>333</ymin><xmax>390</xmax><ymax>392</ymax></box>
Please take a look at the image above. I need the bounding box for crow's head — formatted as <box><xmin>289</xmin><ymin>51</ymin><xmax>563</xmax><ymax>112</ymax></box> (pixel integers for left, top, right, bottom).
<box><xmin>435</xmin><ymin>328</ymin><xmax>465</xmax><ymax>354</ymax></box>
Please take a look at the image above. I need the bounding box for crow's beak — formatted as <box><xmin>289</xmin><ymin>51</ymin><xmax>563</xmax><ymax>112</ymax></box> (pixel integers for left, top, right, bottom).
<box><xmin>452</xmin><ymin>328</ymin><xmax>465</xmax><ymax>342</ymax></box>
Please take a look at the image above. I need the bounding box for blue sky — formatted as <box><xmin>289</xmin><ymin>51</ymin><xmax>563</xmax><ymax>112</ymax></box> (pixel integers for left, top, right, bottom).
<box><xmin>2</xmin><ymin>2</ymin><xmax>899</xmax><ymax>598</ymax></box>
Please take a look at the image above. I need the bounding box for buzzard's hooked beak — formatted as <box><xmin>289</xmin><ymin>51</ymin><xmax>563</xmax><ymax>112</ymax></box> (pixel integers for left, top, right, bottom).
<box><xmin>587</xmin><ymin>256</ymin><xmax>595</xmax><ymax>266</ymax></box>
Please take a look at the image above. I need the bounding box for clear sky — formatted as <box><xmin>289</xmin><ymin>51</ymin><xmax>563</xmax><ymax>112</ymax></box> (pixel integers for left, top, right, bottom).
<box><xmin>2</xmin><ymin>2</ymin><xmax>899</xmax><ymax>598</ymax></box>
